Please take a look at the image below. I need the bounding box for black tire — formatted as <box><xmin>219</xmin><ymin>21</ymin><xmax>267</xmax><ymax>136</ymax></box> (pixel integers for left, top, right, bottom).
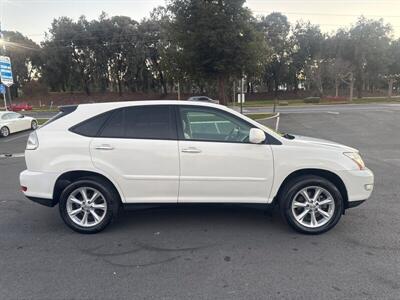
<box><xmin>31</xmin><ymin>120</ymin><xmax>38</xmax><ymax>130</ymax></box>
<box><xmin>279</xmin><ymin>175</ymin><xmax>344</xmax><ymax>234</ymax></box>
<box><xmin>0</xmin><ymin>126</ymin><xmax>10</xmax><ymax>137</ymax></box>
<box><xmin>59</xmin><ymin>177</ymin><xmax>120</xmax><ymax>234</ymax></box>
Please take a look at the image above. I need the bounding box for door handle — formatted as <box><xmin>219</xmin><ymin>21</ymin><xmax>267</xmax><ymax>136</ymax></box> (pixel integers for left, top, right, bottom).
<box><xmin>95</xmin><ymin>144</ymin><xmax>114</xmax><ymax>150</ymax></box>
<box><xmin>181</xmin><ymin>147</ymin><xmax>202</xmax><ymax>153</ymax></box>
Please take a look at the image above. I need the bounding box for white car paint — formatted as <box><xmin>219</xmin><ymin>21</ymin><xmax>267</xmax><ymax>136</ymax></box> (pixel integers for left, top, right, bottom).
<box><xmin>0</xmin><ymin>111</ymin><xmax>37</xmax><ymax>136</ymax></box>
<box><xmin>20</xmin><ymin>101</ymin><xmax>374</xmax><ymax>207</ymax></box>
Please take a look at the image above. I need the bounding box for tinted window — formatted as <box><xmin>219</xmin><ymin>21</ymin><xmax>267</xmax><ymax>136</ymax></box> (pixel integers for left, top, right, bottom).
<box><xmin>98</xmin><ymin>105</ymin><xmax>175</xmax><ymax>140</ymax></box>
<box><xmin>124</xmin><ymin>106</ymin><xmax>175</xmax><ymax>139</ymax></box>
<box><xmin>70</xmin><ymin>111</ymin><xmax>112</xmax><ymax>137</ymax></box>
<box><xmin>99</xmin><ymin>109</ymin><xmax>124</xmax><ymax>137</ymax></box>
<box><xmin>179</xmin><ymin>107</ymin><xmax>252</xmax><ymax>143</ymax></box>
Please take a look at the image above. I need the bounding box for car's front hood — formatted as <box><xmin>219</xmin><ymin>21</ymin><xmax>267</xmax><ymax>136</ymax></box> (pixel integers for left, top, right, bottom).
<box><xmin>290</xmin><ymin>134</ymin><xmax>358</xmax><ymax>152</ymax></box>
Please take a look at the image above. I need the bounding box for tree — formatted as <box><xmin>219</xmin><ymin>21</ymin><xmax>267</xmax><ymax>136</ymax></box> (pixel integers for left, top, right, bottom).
<box><xmin>2</xmin><ymin>31</ymin><xmax>40</xmax><ymax>97</ymax></box>
<box><xmin>258</xmin><ymin>12</ymin><xmax>290</xmax><ymax>98</ymax></box>
<box><xmin>348</xmin><ymin>18</ymin><xmax>392</xmax><ymax>98</ymax></box>
<box><xmin>168</xmin><ymin>0</ymin><xmax>265</xmax><ymax>105</ymax></box>
<box><xmin>290</xmin><ymin>22</ymin><xmax>324</xmax><ymax>95</ymax></box>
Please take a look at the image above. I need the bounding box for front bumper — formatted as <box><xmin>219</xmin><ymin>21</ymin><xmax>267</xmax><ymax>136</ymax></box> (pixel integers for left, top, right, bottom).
<box><xmin>337</xmin><ymin>168</ymin><xmax>374</xmax><ymax>205</ymax></box>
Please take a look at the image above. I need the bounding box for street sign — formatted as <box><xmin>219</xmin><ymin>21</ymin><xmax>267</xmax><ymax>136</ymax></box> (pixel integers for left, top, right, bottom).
<box><xmin>0</xmin><ymin>83</ymin><xmax>5</xmax><ymax>94</ymax></box>
<box><xmin>0</xmin><ymin>56</ymin><xmax>14</xmax><ymax>87</ymax></box>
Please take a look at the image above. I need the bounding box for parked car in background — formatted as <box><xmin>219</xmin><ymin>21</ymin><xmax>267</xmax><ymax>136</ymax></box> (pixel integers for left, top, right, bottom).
<box><xmin>8</xmin><ymin>103</ymin><xmax>33</xmax><ymax>112</ymax></box>
<box><xmin>187</xmin><ymin>96</ymin><xmax>219</xmax><ymax>104</ymax></box>
<box><xmin>0</xmin><ymin>111</ymin><xmax>38</xmax><ymax>137</ymax></box>
<box><xmin>20</xmin><ymin>101</ymin><xmax>374</xmax><ymax>234</ymax></box>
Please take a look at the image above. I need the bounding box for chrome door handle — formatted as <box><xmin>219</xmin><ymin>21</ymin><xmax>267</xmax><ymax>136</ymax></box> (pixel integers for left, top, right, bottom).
<box><xmin>181</xmin><ymin>147</ymin><xmax>202</xmax><ymax>153</ymax></box>
<box><xmin>95</xmin><ymin>144</ymin><xmax>114</xmax><ymax>150</ymax></box>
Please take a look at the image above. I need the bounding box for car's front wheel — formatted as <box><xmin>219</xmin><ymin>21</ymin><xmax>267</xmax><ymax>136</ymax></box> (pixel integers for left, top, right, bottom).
<box><xmin>0</xmin><ymin>126</ymin><xmax>10</xmax><ymax>137</ymax></box>
<box><xmin>59</xmin><ymin>178</ymin><xmax>119</xmax><ymax>234</ymax></box>
<box><xmin>31</xmin><ymin>120</ymin><xmax>38</xmax><ymax>130</ymax></box>
<box><xmin>280</xmin><ymin>175</ymin><xmax>344</xmax><ymax>234</ymax></box>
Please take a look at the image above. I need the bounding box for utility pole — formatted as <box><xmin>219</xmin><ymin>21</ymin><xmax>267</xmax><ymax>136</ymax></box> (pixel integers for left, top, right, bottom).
<box><xmin>177</xmin><ymin>81</ymin><xmax>181</xmax><ymax>100</ymax></box>
<box><xmin>232</xmin><ymin>80</ymin><xmax>235</xmax><ymax>107</ymax></box>
<box><xmin>240</xmin><ymin>77</ymin><xmax>244</xmax><ymax>114</ymax></box>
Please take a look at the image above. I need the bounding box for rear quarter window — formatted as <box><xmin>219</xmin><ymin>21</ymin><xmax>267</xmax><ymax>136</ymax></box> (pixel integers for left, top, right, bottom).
<box><xmin>69</xmin><ymin>111</ymin><xmax>113</xmax><ymax>137</ymax></box>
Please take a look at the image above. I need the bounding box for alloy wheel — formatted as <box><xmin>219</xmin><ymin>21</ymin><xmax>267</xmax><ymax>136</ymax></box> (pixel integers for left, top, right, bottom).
<box><xmin>66</xmin><ymin>187</ymin><xmax>107</xmax><ymax>227</ymax></box>
<box><xmin>1</xmin><ymin>127</ymin><xmax>9</xmax><ymax>137</ymax></box>
<box><xmin>291</xmin><ymin>186</ymin><xmax>335</xmax><ymax>228</ymax></box>
<box><xmin>31</xmin><ymin>120</ymin><xmax>38</xmax><ymax>130</ymax></box>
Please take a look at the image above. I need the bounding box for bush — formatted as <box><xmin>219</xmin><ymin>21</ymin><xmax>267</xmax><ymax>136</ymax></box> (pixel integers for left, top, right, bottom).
<box><xmin>303</xmin><ymin>97</ymin><xmax>320</xmax><ymax>104</ymax></box>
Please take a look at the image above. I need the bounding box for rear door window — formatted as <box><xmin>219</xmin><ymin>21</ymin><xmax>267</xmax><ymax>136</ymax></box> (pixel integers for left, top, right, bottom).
<box><xmin>124</xmin><ymin>106</ymin><xmax>175</xmax><ymax>140</ymax></box>
<box><xmin>98</xmin><ymin>105</ymin><xmax>176</xmax><ymax>140</ymax></box>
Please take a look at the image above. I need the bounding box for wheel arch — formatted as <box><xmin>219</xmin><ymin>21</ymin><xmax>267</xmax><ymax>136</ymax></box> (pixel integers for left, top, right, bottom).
<box><xmin>53</xmin><ymin>170</ymin><xmax>124</xmax><ymax>205</ymax></box>
<box><xmin>274</xmin><ymin>168</ymin><xmax>349</xmax><ymax>209</ymax></box>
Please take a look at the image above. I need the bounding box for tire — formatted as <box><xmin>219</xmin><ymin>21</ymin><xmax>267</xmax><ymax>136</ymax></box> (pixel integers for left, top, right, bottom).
<box><xmin>279</xmin><ymin>175</ymin><xmax>344</xmax><ymax>234</ymax></box>
<box><xmin>0</xmin><ymin>126</ymin><xmax>10</xmax><ymax>137</ymax></box>
<box><xmin>59</xmin><ymin>177</ymin><xmax>120</xmax><ymax>234</ymax></box>
<box><xmin>31</xmin><ymin>120</ymin><xmax>38</xmax><ymax>130</ymax></box>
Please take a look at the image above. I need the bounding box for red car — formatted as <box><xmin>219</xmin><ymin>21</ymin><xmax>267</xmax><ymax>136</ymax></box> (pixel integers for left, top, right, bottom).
<box><xmin>7</xmin><ymin>103</ymin><xmax>33</xmax><ymax>111</ymax></box>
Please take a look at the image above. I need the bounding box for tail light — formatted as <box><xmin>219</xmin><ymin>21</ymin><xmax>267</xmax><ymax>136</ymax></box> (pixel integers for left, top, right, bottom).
<box><xmin>26</xmin><ymin>131</ymin><xmax>39</xmax><ymax>150</ymax></box>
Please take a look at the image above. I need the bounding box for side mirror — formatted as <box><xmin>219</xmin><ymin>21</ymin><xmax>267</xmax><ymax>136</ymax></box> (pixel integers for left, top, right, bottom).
<box><xmin>249</xmin><ymin>128</ymin><xmax>266</xmax><ymax>144</ymax></box>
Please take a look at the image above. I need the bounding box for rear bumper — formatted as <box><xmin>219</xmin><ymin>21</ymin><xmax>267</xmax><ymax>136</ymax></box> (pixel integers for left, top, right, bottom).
<box><xmin>20</xmin><ymin>170</ymin><xmax>59</xmax><ymax>200</ymax></box>
<box><xmin>26</xmin><ymin>196</ymin><xmax>57</xmax><ymax>207</ymax></box>
<box><xmin>337</xmin><ymin>168</ymin><xmax>374</xmax><ymax>205</ymax></box>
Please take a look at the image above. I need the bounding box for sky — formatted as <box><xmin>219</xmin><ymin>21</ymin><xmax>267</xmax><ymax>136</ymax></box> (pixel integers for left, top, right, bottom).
<box><xmin>1</xmin><ymin>0</ymin><xmax>400</xmax><ymax>43</ymax></box>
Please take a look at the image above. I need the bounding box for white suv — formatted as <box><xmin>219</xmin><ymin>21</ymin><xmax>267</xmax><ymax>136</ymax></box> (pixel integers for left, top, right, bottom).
<box><xmin>20</xmin><ymin>101</ymin><xmax>374</xmax><ymax>234</ymax></box>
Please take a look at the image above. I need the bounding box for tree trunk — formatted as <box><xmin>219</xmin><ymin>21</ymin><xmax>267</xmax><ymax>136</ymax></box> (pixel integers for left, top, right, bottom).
<box><xmin>335</xmin><ymin>78</ymin><xmax>339</xmax><ymax>97</ymax></box>
<box><xmin>218</xmin><ymin>76</ymin><xmax>227</xmax><ymax>105</ymax></box>
<box><xmin>388</xmin><ymin>78</ymin><xmax>394</xmax><ymax>99</ymax></box>
<box><xmin>349</xmin><ymin>73</ymin><xmax>354</xmax><ymax>102</ymax></box>
<box><xmin>117</xmin><ymin>77</ymin><xmax>122</xmax><ymax>97</ymax></box>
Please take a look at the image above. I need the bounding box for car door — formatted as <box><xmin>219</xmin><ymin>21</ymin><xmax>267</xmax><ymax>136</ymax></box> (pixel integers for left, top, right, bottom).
<box><xmin>177</xmin><ymin>105</ymin><xmax>274</xmax><ymax>203</ymax></box>
<box><xmin>13</xmin><ymin>113</ymin><xmax>30</xmax><ymax>131</ymax></box>
<box><xmin>90</xmin><ymin>105</ymin><xmax>180</xmax><ymax>203</ymax></box>
<box><xmin>3</xmin><ymin>113</ymin><xmax>19</xmax><ymax>133</ymax></box>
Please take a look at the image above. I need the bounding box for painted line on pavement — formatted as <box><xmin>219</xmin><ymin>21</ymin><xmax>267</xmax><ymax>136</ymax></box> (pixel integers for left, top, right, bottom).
<box><xmin>0</xmin><ymin>153</ymin><xmax>25</xmax><ymax>159</ymax></box>
<box><xmin>0</xmin><ymin>132</ymin><xmax>30</xmax><ymax>143</ymax></box>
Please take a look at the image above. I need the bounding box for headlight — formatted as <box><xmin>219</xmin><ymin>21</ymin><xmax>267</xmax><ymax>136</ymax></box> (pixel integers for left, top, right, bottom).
<box><xmin>343</xmin><ymin>152</ymin><xmax>365</xmax><ymax>170</ymax></box>
<box><xmin>26</xmin><ymin>131</ymin><xmax>39</xmax><ymax>150</ymax></box>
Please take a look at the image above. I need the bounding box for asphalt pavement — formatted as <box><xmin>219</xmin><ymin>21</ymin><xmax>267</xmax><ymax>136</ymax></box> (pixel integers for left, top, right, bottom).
<box><xmin>0</xmin><ymin>108</ymin><xmax>399</xmax><ymax>299</ymax></box>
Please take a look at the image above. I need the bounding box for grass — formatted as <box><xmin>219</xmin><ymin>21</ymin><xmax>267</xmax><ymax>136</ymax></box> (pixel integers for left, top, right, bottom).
<box><xmin>245</xmin><ymin>113</ymin><xmax>275</xmax><ymax>120</ymax></box>
<box><xmin>37</xmin><ymin>118</ymin><xmax>49</xmax><ymax>125</ymax></box>
<box><xmin>233</xmin><ymin>96</ymin><xmax>400</xmax><ymax>108</ymax></box>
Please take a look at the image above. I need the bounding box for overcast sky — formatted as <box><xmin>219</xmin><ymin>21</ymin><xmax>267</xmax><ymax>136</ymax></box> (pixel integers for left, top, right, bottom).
<box><xmin>1</xmin><ymin>0</ymin><xmax>400</xmax><ymax>43</ymax></box>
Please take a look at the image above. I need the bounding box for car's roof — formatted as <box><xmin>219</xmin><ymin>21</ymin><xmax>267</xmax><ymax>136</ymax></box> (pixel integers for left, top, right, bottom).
<box><xmin>77</xmin><ymin>100</ymin><xmax>220</xmax><ymax>110</ymax></box>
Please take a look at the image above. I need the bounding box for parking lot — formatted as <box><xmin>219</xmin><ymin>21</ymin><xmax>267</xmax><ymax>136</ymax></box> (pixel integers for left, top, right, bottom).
<box><xmin>0</xmin><ymin>109</ymin><xmax>399</xmax><ymax>299</ymax></box>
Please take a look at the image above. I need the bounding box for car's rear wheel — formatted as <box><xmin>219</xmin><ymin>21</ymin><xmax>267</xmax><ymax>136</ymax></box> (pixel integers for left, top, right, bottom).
<box><xmin>0</xmin><ymin>126</ymin><xmax>10</xmax><ymax>137</ymax></box>
<box><xmin>31</xmin><ymin>120</ymin><xmax>38</xmax><ymax>130</ymax></box>
<box><xmin>59</xmin><ymin>178</ymin><xmax>119</xmax><ymax>234</ymax></box>
<box><xmin>280</xmin><ymin>175</ymin><xmax>344</xmax><ymax>234</ymax></box>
